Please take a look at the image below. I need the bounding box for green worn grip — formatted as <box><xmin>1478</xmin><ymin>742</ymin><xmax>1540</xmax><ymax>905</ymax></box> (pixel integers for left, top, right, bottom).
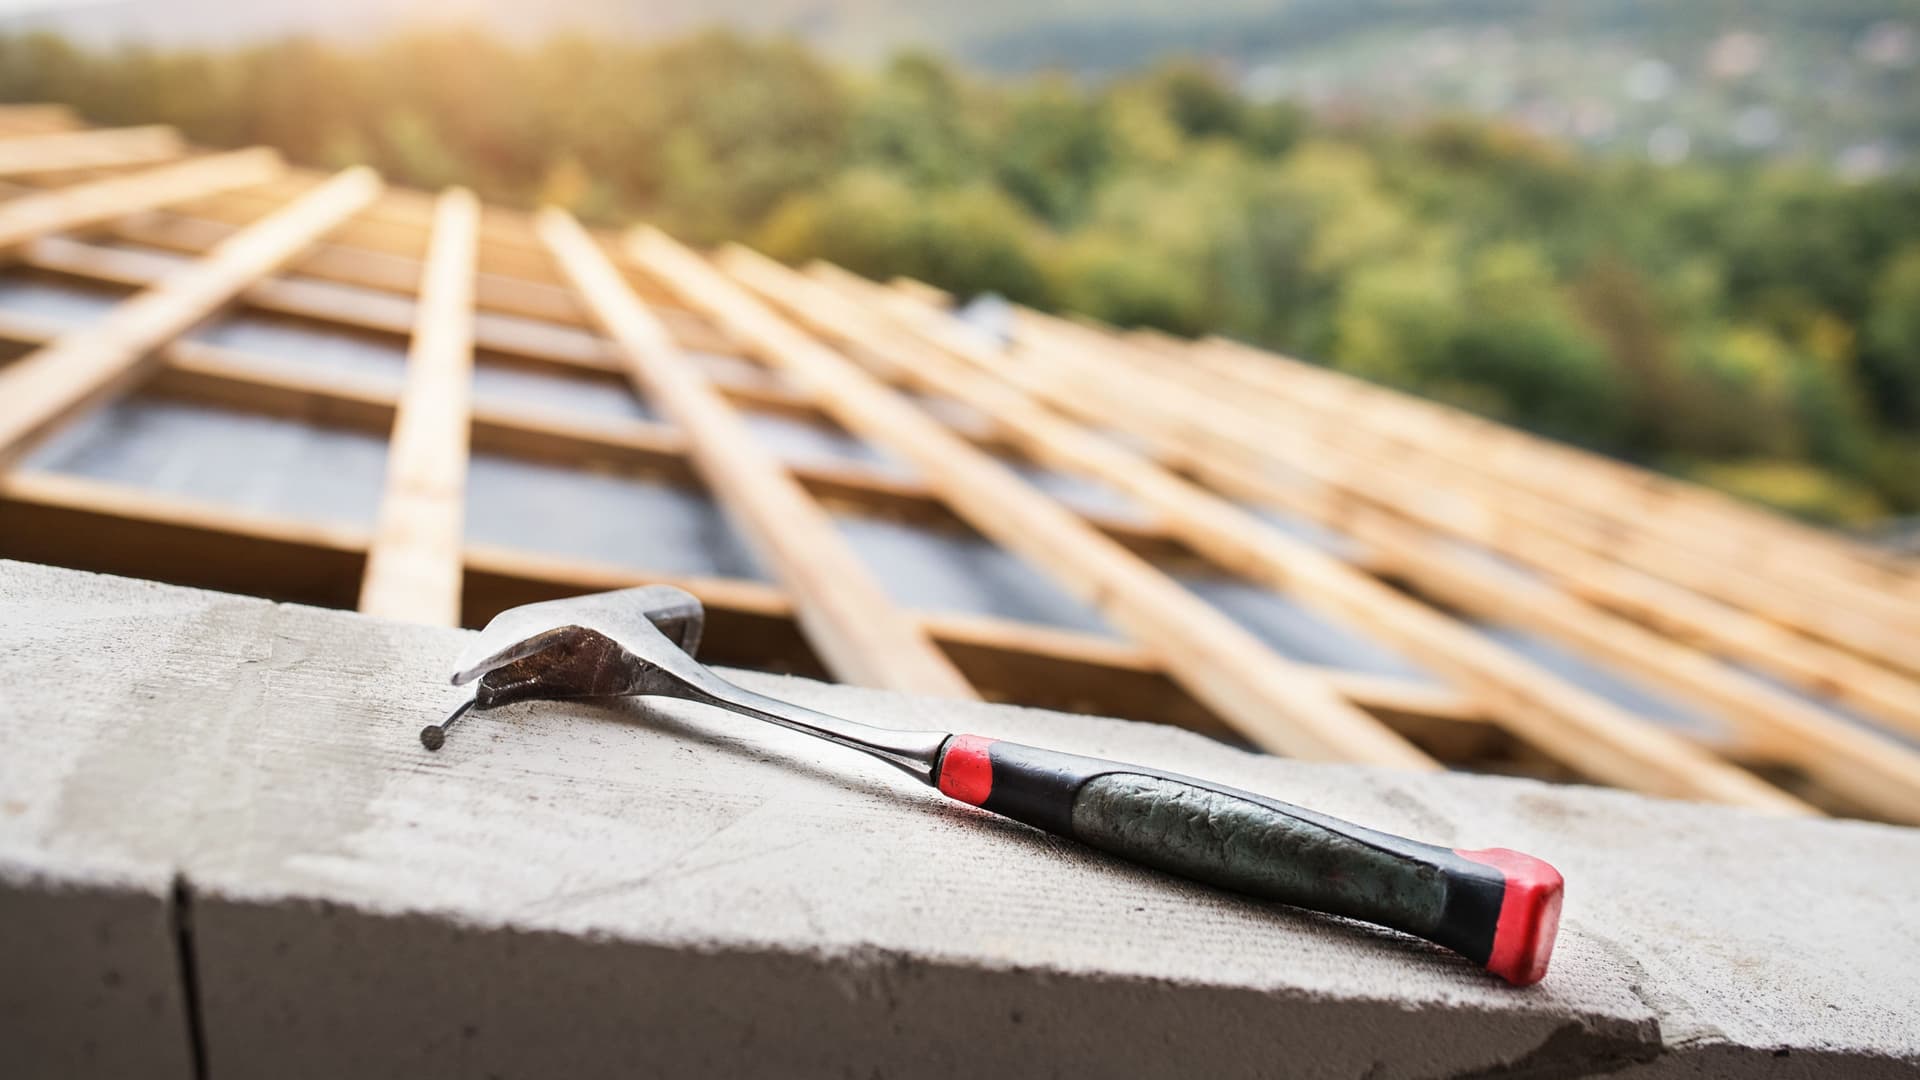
<box><xmin>1071</xmin><ymin>772</ymin><xmax>1449</xmax><ymax>933</ymax></box>
<box><xmin>935</xmin><ymin>736</ymin><xmax>1561</xmax><ymax>983</ymax></box>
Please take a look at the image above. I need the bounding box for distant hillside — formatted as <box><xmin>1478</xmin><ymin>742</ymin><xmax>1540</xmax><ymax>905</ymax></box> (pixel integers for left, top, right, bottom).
<box><xmin>4</xmin><ymin>26</ymin><xmax>1917</xmax><ymax>524</ymax></box>
<box><xmin>3</xmin><ymin>0</ymin><xmax>1915</xmax><ymax>168</ymax></box>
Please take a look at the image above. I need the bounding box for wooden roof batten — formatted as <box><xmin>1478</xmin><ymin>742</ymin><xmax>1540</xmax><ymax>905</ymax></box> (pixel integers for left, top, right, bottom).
<box><xmin>1016</xmin><ymin>313</ymin><xmax>1920</xmax><ymax>739</ymax></box>
<box><xmin>826</xmin><ymin>282</ymin><xmax>1907</xmax><ymax>820</ymax></box>
<box><xmin>720</xmin><ymin>253</ymin><xmax>1813</xmax><ymax>814</ymax></box>
<box><xmin>0</xmin><ymin>110</ymin><xmax>1915</xmax><ymax>820</ymax></box>
<box><xmin>537</xmin><ymin>207</ymin><xmax>976</xmax><ymax>697</ymax></box>
<box><xmin>0</xmin><ymin>163</ymin><xmax>381</xmax><ymax>467</ymax></box>
<box><xmin>358</xmin><ymin>187</ymin><xmax>480</xmax><ymax>625</ymax></box>
<box><xmin>622</xmin><ymin>225</ymin><xmax>1436</xmax><ymax>769</ymax></box>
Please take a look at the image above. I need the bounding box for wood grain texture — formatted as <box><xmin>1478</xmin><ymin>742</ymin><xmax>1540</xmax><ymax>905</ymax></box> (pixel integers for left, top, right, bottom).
<box><xmin>0</xmin><ymin>165</ymin><xmax>380</xmax><ymax>467</ymax></box>
<box><xmin>0</xmin><ymin>470</ymin><xmax>1480</xmax><ymax>747</ymax></box>
<box><xmin>625</xmin><ymin>227</ymin><xmax>1433</xmax><ymax>768</ymax></box>
<box><xmin>1007</xmin><ymin>317</ymin><xmax>1920</xmax><ymax>818</ymax></box>
<box><xmin>0</xmin><ymin>116</ymin><xmax>1909</xmax><ymax>827</ymax></box>
<box><xmin>103</xmin><ymin>207</ymin><xmax>740</xmax><ymax>355</ymax></box>
<box><xmin>0</xmin><ymin>125</ymin><xmax>186</xmax><ymax>176</ymax></box>
<box><xmin>0</xmin><ymin>146</ymin><xmax>282</xmax><ymax>254</ymax></box>
<box><xmin>1195</xmin><ymin>334</ymin><xmax>1918</xmax><ymax>599</ymax></box>
<box><xmin>984</xmin><ymin>305</ymin><xmax>1920</xmax><ymax>813</ymax></box>
<box><xmin>734</xmin><ymin>252</ymin><xmax>1810</xmax><ymax>817</ymax></box>
<box><xmin>0</xmin><ymin>104</ymin><xmax>82</xmax><ymax>134</ymax></box>
<box><xmin>538</xmin><ymin>208</ymin><xmax>975</xmax><ymax>698</ymax></box>
<box><xmin>1075</xmin><ymin>319</ymin><xmax>1920</xmax><ymax>734</ymax></box>
<box><xmin>0</xmin><ymin>308</ymin><xmax>1187</xmax><ymax>563</ymax></box>
<box><xmin>359</xmin><ymin>187</ymin><xmax>480</xmax><ymax>625</ymax></box>
<box><xmin>1174</xmin><ymin>335</ymin><xmax>1920</xmax><ymax>674</ymax></box>
<box><xmin>1182</xmin><ymin>337</ymin><xmax>1920</xmax><ymax>737</ymax></box>
<box><xmin>11</xmin><ymin>233</ymin><xmax>836</xmax><ymax>425</ymax></box>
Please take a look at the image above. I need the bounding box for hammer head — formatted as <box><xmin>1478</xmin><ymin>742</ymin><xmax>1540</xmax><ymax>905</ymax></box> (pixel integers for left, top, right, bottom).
<box><xmin>451</xmin><ymin>585</ymin><xmax>709</xmax><ymax>711</ymax></box>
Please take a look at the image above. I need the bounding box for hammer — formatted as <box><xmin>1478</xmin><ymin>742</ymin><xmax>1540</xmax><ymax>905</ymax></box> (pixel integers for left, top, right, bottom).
<box><xmin>423</xmin><ymin>585</ymin><xmax>1563</xmax><ymax>985</ymax></box>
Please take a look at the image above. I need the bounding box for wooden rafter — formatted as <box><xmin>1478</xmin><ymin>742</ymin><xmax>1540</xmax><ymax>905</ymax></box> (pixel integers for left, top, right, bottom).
<box><xmin>0</xmin><ymin>306</ymin><xmax>1514</xmax><ymax>746</ymax></box>
<box><xmin>624</xmin><ymin>226</ymin><xmax>1436</xmax><ymax>768</ymax></box>
<box><xmin>95</xmin><ymin>209</ymin><xmax>736</xmax><ymax>353</ymax></box>
<box><xmin>0</xmin><ymin>165</ymin><xmax>380</xmax><ymax>466</ymax></box>
<box><xmin>1018</xmin><ymin>312</ymin><xmax>1920</xmax><ymax>707</ymax></box>
<box><xmin>1194</xmin><ymin>335</ymin><xmax>1912</xmax><ymax>590</ymax></box>
<box><xmin>725</xmin><ymin>252</ymin><xmax>1812</xmax><ymax>815</ymax></box>
<box><xmin>0</xmin><ymin>309</ymin><xmax>1187</xmax><ymax>561</ymax></box>
<box><xmin>0</xmin><ymin>105</ymin><xmax>83</xmax><ymax>134</ymax></box>
<box><xmin>0</xmin><ymin>470</ymin><xmax>1491</xmax><ymax>748</ymax></box>
<box><xmin>1116</xmin><ymin>329</ymin><xmax>1920</xmax><ymax>672</ymax></box>
<box><xmin>0</xmin><ymin>147</ymin><xmax>283</xmax><ymax>256</ymax></box>
<box><xmin>538</xmin><ymin>208</ymin><xmax>975</xmax><ymax>697</ymax></box>
<box><xmin>962</xmin><ymin>303</ymin><xmax>1919</xmax><ymax>817</ymax></box>
<box><xmin>359</xmin><ymin>187</ymin><xmax>479</xmax><ymax>624</ymax></box>
<box><xmin>1088</xmin><ymin>324</ymin><xmax>1920</xmax><ymax>735</ymax></box>
<box><xmin>1045</xmin><ymin>319</ymin><xmax>1920</xmax><ymax>817</ymax></box>
<box><xmin>0</xmin><ymin>125</ymin><xmax>186</xmax><ymax>177</ymax></box>
<box><xmin>1</xmin><ymin>115</ymin><xmax>1913</xmax><ymax>820</ymax></box>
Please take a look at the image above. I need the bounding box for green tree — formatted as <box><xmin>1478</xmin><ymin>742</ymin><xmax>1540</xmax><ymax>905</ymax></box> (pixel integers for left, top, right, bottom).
<box><xmin>850</xmin><ymin>51</ymin><xmax>980</xmax><ymax>188</ymax></box>
<box><xmin>1863</xmin><ymin>246</ymin><xmax>1920</xmax><ymax>429</ymax></box>
<box><xmin>3</xmin><ymin>26</ymin><xmax>1915</xmax><ymax>523</ymax></box>
<box><xmin>990</xmin><ymin>79</ymin><xmax>1113</xmax><ymax>225</ymax></box>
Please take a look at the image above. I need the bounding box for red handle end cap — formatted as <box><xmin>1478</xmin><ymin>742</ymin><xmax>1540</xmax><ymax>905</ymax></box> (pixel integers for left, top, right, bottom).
<box><xmin>1457</xmin><ymin>847</ymin><xmax>1564</xmax><ymax>987</ymax></box>
<box><xmin>936</xmin><ymin>734</ymin><xmax>996</xmax><ymax>806</ymax></box>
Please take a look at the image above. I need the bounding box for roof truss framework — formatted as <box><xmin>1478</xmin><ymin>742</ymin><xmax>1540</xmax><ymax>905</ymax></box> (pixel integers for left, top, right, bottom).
<box><xmin>2</xmin><ymin>105</ymin><xmax>1917</xmax><ymax>821</ymax></box>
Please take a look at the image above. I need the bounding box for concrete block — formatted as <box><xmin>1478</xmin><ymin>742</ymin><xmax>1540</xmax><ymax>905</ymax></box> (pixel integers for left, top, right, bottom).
<box><xmin>2</xmin><ymin>559</ymin><xmax>1916</xmax><ymax>1077</ymax></box>
<box><xmin>0</xmin><ymin>861</ymin><xmax>195</xmax><ymax>1079</ymax></box>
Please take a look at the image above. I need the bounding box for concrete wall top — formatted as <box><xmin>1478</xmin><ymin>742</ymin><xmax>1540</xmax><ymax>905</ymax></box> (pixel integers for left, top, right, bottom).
<box><xmin>2</xmin><ymin>559</ymin><xmax>1916</xmax><ymax>1078</ymax></box>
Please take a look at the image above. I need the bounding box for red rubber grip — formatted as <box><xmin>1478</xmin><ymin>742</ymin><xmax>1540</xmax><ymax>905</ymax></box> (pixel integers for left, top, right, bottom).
<box><xmin>936</xmin><ymin>734</ymin><xmax>996</xmax><ymax>806</ymax></box>
<box><xmin>1455</xmin><ymin>847</ymin><xmax>1565</xmax><ymax>986</ymax></box>
<box><xmin>937</xmin><ymin>734</ymin><xmax>1564</xmax><ymax>987</ymax></box>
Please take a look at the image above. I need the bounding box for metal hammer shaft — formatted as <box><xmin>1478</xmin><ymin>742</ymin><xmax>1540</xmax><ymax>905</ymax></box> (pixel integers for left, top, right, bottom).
<box><xmin>426</xmin><ymin>585</ymin><xmax>1564</xmax><ymax>985</ymax></box>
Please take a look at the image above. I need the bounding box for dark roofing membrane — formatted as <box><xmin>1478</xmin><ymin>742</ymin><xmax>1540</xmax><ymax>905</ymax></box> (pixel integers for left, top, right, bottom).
<box><xmin>26</xmin><ymin>396</ymin><xmax>392</xmax><ymax>525</ymax></box>
<box><xmin>464</xmin><ymin>453</ymin><xmax>767</xmax><ymax>579</ymax></box>
<box><xmin>2</xmin><ymin>264</ymin><xmax>1891</xmax><ymax>749</ymax></box>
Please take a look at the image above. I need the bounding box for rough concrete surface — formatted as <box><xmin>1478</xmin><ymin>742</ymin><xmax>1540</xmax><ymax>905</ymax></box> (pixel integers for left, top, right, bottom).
<box><xmin>1</xmin><ymin>558</ymin><xmax>1916</xmax><ymax>1078</ymax></box>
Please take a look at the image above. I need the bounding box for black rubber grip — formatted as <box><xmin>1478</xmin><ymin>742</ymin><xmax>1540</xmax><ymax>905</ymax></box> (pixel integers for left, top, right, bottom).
<box><xmin>935</xmin><ymin>735</ymin><xmax>1563</xmax><ymax>985</ymax></box>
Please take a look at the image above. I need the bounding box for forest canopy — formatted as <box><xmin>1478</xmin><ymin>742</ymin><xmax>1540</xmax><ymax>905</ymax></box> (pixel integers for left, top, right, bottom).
<box><xmin>2</xmin><ymin>29</ymin><xmax>1915</xmax><ymax>524</ymax></box>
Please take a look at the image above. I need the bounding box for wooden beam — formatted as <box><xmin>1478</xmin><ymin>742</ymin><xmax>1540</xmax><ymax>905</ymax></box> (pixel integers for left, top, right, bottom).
<box><xmin>0</xmin><ymin>471</ymin><xmax>369</xmax><ymax>609</ymax></box>
<box><xmin>171</xmin><ymin>173</ymin><xmax>574</xmax><ymax>285</ymax></box>
<box><xmin>742</xmin><ymin>253</ymin><xmax>1813</xmax><ymax>815</ymax></box>
<box><xmin>1125</xmin><ymin>330</ymin><xmax>1920</xmax><ymax>737</ymax></box>
<box><xmin>464</xmin><ymin>547</ymin><xmax>1503</xmax><ymax>759</ymax></box>
<box><xmin>12</xmin><ymin>234</ymin><xmax>816</xmax><ymax>419</ymax></box>
<box><xmin>624</xmin><ymin>228</ymin><xmax>1434</xmax><ymax>768</ymax></box>
<box><xmin>0</xmin><ymin>147</ymin><xmax>283</xmax><ymax>256</ymax></box>
<box><xmin>101</xmin><ymin>208</ymin><xmax>742</xmax><ymax>355</ymax></box>
<box><xmin>0</xmin><ymin>470</ymin><xmax>1486</xmax><ymax>751</ymax></box>
<box><xmin>358</xmin><ymin>188</ymin><xmax>479</xmax><ymax>625</ymax></box>
<box><xmin>18</xmin><ymin>231</ymin><xmax>614</xmax><ymax>360</ymax></box>
<box><xmin>0</xmin><ymin>166</ymin><xmax>381</xmax><ymax>467</ymax></box>
<box><xmin>1189</xmin><ymin>338</ymin><xmax>1920</xmax><ymax>656</ymax></box>
<box><xmin>1022</xmin><ymin>312</ymin><xmax>1920</xmax><ymax>735</ymax></box>
<box><xmin>0</xmin><ymin>309</ymin><xmax>1185</xmax><ymax>561</ymax></box>
<box><xmin>1178</xmin><ymin>329</ymin><xmax>1913</xmax><ymax>585</ymax></box>
<box><xmin>919</xmin><ymin>295</ymin><xmax>1906</xmax><ymax>817</ymax></box>
<box><xmin>538</xmin><ymin>208</ymin><xmax>975</xmax><ymax>698</ymax></box>
<box><xmin>0</xmin><ymin>105</ymin><xmax>82</xmax><ymax>135</ymax></box>
<box><xmin>10</xmin><ymin>228</ymin><xmax>1045</xmax><ymax>460</ymax></box>
<box><xmin>1337</xmin><ymin>509</ymin><xmax>1920</xmax><ymax>822</ymax></box>
<box><xmin>0</xmin><ymin>125</ymin><xmax>186</xmax><ymax>177</ymax></box>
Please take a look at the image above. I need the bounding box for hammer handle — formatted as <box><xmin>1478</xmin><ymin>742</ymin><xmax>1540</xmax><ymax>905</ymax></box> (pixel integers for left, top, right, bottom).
<box><xmin>934</xmin><ymin>735</ymin><xmax>1561</xmax><ymax>985</ymax></box>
